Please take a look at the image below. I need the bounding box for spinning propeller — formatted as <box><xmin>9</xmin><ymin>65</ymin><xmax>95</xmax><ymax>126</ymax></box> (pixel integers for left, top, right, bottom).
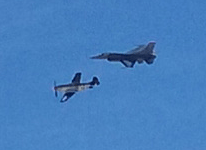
<box><xmin>54</xmin><ymin>81</ymin><xmax>58</xmax><ymax>97</ymax></box>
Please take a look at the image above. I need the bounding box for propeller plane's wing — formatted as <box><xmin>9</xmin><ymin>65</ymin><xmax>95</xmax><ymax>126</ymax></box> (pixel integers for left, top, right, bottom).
<box><xmin>71</xmin><ymin>72</ymin><xmax>81</xmax><ymax>84</ymax></box>
<box><xmin>60</xmin><ymin>92</ymin><xmax>75</xmax><ymax>102</ymax></box>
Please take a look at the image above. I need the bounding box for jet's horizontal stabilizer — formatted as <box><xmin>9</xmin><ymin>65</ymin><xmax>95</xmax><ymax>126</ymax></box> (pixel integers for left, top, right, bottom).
<box><xmin>145</xmin><ymin>58</ymin><xmax>155</xmax><ymax>64</ymax></box>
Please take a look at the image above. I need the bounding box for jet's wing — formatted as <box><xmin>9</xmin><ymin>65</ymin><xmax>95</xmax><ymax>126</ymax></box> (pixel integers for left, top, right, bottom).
<box><xmin>126</xmin><ymin>45</ymin><xmax>146</xmax><ymax>54</ymax></box>
<box><xmin>60</xmin><ymin>92</ymin><xmax>75</xmax><ymax>102</ymax></box>
<box><xmin>71</xmin><ymin>72</ymin><xmax>81</xmax><ymax>84</ymax></box>
<box><xmin>120</xmin><ymin>60</ymin><xmax>136</xmax><ymax>68</ymax></box>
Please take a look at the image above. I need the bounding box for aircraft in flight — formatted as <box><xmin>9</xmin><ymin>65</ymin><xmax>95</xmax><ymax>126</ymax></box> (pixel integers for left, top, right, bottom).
<box><xmin>90</xmin><ymin>41</ymin><xmax>156</xmax><ymax>68</ymax></box>
<box><xmin>54</xmin><ymin>72</ymin><xmax>100</xmax><ymax>102</ymax></box>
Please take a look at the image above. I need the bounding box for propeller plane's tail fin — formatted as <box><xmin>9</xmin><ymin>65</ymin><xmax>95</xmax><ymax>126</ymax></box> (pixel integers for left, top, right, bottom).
<box><xmin>90</xmin><ymin>77</ymin><xmax>100</xmax><ymax>85</ymax></box>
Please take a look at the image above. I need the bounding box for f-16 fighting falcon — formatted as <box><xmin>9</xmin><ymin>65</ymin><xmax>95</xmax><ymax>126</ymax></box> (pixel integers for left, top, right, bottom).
<box><xmin>54</xmin><ymin>72</ymin><xmax>100</xmax><ymax>102</ymax></box>
<box><xmin>90</xmin><ymin>41</ymin><xmax>156</xmax><ymax>68</ymax></box>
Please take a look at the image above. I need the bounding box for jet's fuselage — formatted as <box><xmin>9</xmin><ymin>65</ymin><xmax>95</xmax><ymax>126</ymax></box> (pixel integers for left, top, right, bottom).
<box><xmin>107</xmin><ymin>53</ymin><xmax>156</xmax><ymax>62</ymax></box>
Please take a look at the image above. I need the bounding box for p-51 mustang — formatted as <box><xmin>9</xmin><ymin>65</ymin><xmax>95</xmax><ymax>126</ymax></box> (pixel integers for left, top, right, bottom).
<box><xmin>54</xmin><ymin>72</ymin><xmax>100</xmax><ymax>102</ymax></box>
<box><xmin>90</xmin><ymin>41</ymin><xmax>156</xmax><ymax>68</ymax></box>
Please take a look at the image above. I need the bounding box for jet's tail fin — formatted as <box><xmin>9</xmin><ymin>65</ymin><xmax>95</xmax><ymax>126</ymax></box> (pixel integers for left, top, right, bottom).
<box><xmin>138</xmin><ymin>41</ymin><xmax>156</xmax><ymax>55</ymax></box>
<box><xmin>90</xmin><ymin>77</ymin><xmax>100</xmax><ymax>85</ymax></box>
<box><xmin>144</xmin><ymin>41</ymin><xmax>156</xmax><ymax>54</ymax></box>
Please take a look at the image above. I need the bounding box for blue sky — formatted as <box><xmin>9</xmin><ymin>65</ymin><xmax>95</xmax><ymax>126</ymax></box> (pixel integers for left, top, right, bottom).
<box><xmin>1</xmin><ymin>0</ymin><xmax>206</xmax><ymax>149</ymax></box>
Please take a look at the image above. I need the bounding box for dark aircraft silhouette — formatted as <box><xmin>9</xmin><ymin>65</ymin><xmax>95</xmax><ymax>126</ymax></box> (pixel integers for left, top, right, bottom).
<box><xmin>90</xmin><ymin>41</ymin><xmax>156</xmax><ymax>68</ymax></box>
<box><xmin>54</xmin><ymin>72</ymin><xmax>100</xmax><ymax>102</ymax></box>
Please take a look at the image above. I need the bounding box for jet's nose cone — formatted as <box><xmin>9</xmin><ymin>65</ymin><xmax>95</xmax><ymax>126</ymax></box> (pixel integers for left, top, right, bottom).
<box><xmin>90</xmin><ymin>55</ymin><xmax>99</xmax><ymax>59</ymax></box>
<box><xmin>90</xmin><ymin>54</ymin><xmax>107</xmax><ymax>59</ymax></box>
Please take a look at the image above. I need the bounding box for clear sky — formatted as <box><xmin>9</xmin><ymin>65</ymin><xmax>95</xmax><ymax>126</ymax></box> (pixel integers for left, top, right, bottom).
<box><xmin>1</xmin><ymin>0</ymin><xmax>206</xmax><ymax>149</ymax></box>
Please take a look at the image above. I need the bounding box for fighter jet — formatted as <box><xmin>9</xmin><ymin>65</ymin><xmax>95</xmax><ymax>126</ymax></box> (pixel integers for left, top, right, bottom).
<box><xmin>90</xmin><ymin>41</ymin><xmax>156</xmax><ymax>68</ymax></box>
<box><xmin>54</xmin><ymin>72</ymin><xmax>100</xmax><ymax>102</ymax></box>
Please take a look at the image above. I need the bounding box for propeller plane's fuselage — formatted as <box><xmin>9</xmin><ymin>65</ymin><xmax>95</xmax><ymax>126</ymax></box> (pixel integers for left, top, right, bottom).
<box><xmin>55</xmin><ymin>83</ymin><xmax>93</xmax><ymax>93</ymax></box>
<box><xmin>54</xmin><ymin>73</ymin><xmax>100</xmax><ymax>102</ymax></box>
